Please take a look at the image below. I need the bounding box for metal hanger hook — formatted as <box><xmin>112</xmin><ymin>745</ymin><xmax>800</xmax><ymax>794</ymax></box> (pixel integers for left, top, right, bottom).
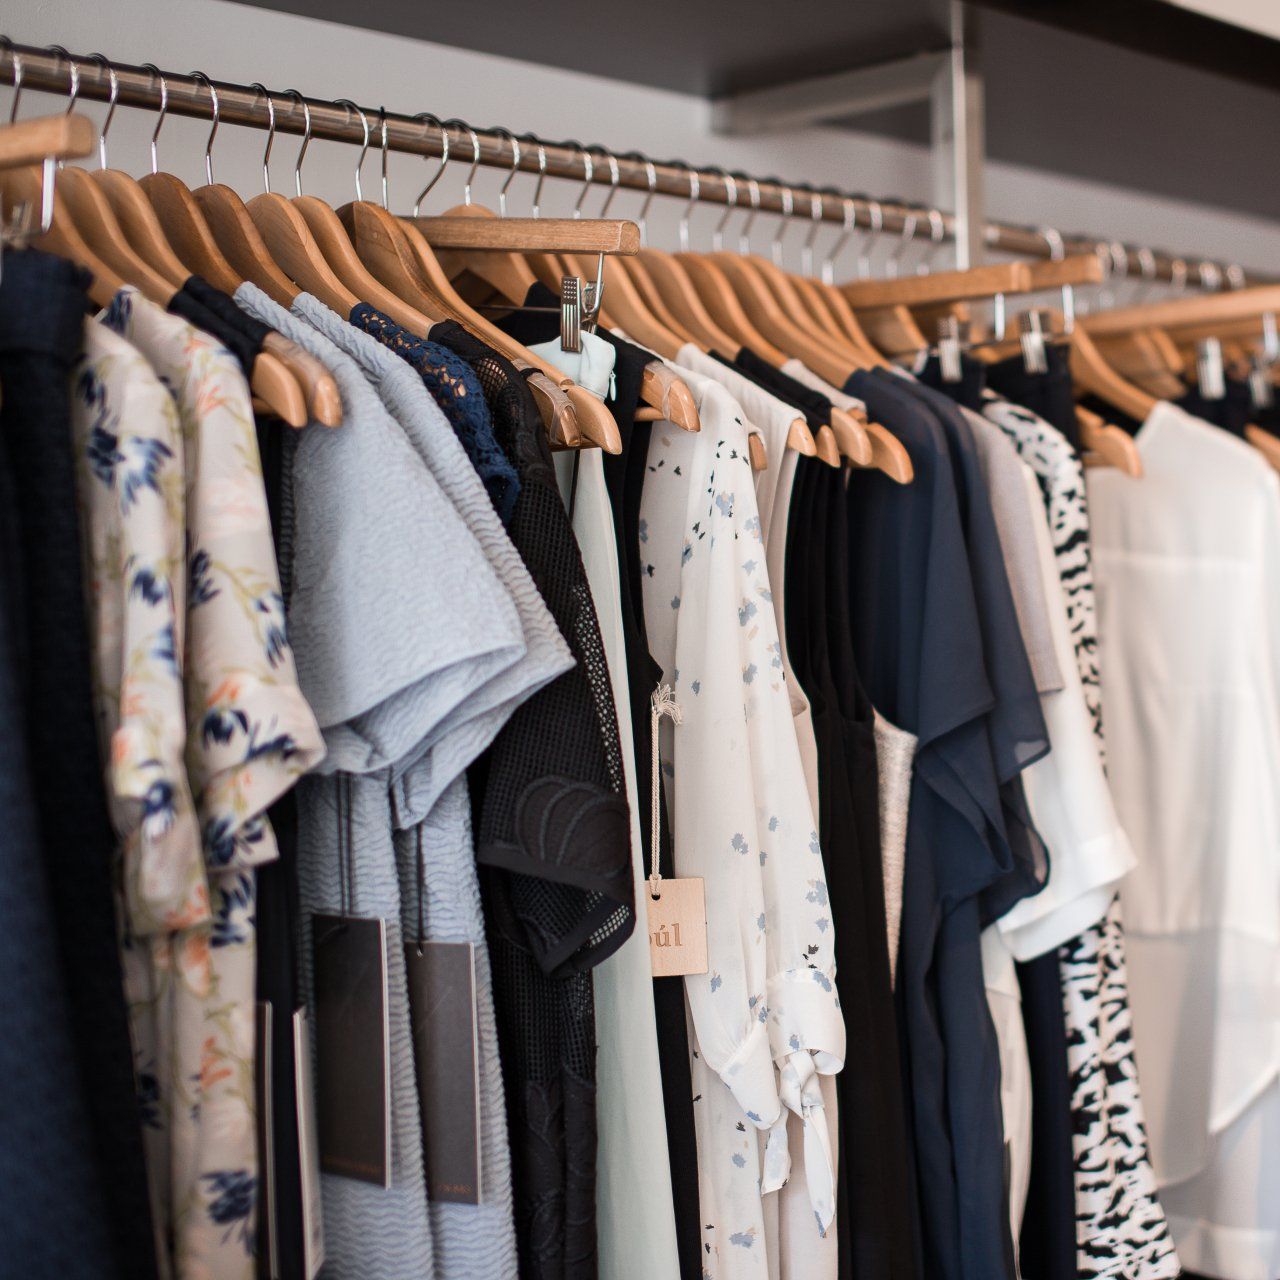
<box><xmin>769</xmin><ymin>182</ymin><xmax>795</xmax><ymax>268</ymax></box>
<box><xmin>622</xmin><ymin>151</ymin><xmax>657</xmax><ymax>245</ymax></box>
<box><xmin>821</xmin><ymin>193</ymin><xmax>857</xmax><ymax>285</ymax></box>
<box><xmin>411</xmin><ymin>113</ymin><xmax>447</xmax><ymax>216</ymax></box>
<box><xmin>189</xmin><ymin>71</ymin><xmax>219</xmax><ymax>185</ymax></box>
<box><xmin>856</xmin><ymin>197</ymin><xmax>884</xmax><ymax>279</ymax></box>
<box><xmin>138</xmin><ymin>63</ymin><xmax>168</xmax><ymax>175</ymax></box>
<box><xmin>589</xmin><ymin>144</ymin><xmax>621</xmax><ymax>218</ymax></box>
<box><xmin>282</xmin><ymin>89</ymin><xmax>310</xmax><ymax>197</ymax></box>
<box><xmin>491</xmin><ymin>127</ymin><xmax>518</xmax><ymax>217</ymax></box>
<box><xmin>800</xmin><ymin>186</ymin><xmax>825</xmax><ymax>277</ymax></box>
<box><xmin>46</xmin><ymin>45</ymin><xmax>77</xmax><ymax>115</ymax></box>
<box><xmin>2</xmin><ymin>38</ymin><xmax>23</xmax><ymax>124</ymax></box>
<box><xmin>563</xmin><ymin>140</ymin><xmax>593</xmax><ymax>219</ymax></box>
<box><xmin>738</xmin><ymin>175</ymin><xmax>762</xmax><ymax>255</ymax></box>
<box><xmin>1196</xmin><ymin>259</ymin><xmax>1222</xmax><ymax>293</ymax></box>
<box><xmin>249</xmin><ymin>83</ymin><xmax>275</xmax><ymax>193</ymax></box>
<box><xmin>377</xmin><ymin>107</ymin><xmax>392</xmax><ymax>209</ymax></box>
<box><xmin>87</xmin><ymin>54</ymin><xmax>118</xmax><ymax>169</ymax></box>
<box><xmin>885</xmin><ymin>203</ymin><xmax>918</xmax><ymax>279</ymax></box>
<box><xmin>920</xmin><ymin>206</ymin><xmax>945</xmax><ymax>274</ymax></box>
<box><xmin>708</xmin><ymin>167</ymin><xmax>737</xmax><ymax>252</ymax></box>
<box><xmin>675</xmin><ymin>161</ymin><xmax>701</xmax><ymax>253</ymax></box>
<box><xmin>1038</xmin><ymin>223</ymin><xmax>1076</xmax><ymax>332</ymax></box>
<box><xmin>334</xmin><ymin>99</ymin><xmax>369</xmax><ymax>202</ymax></box>
<box><xmin>522</xmin><ymin>133</ymin><xmax>548</xmax><ymax>218</ymax></box>
<box><xmin>443</xmin><ymin>118</ymin><xmax>480</xmax><ymax>206</ymax></box>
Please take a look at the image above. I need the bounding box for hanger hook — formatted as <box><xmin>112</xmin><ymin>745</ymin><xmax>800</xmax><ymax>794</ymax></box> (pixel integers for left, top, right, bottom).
<box><xmin>137</xmin><ymin>63</ymin><xmax>169</xmax><ymax>175</ymax></box>
<box><xmin>674</xmin><ymin>161</ymin><xmax>701</xmax><ymax>253</ymax></box>
<box><xmin>589</xmin><ymin>144</ymin><xmax>621</xmax><ymax>218</ymax></box>
<box><xmin>3</xmin><ymin>38</ymin><xmax>23</xmax><ymax>124</ymax></box>
<box><xmin>919</xmin><ymin>206</ymin><xmax>945</xmax><ymax>274</ymax></box>
<box><xmin>377</xmin><ymin>106</ymin><xmax>390</xmax><ymax>209</ymax></box>
<box><xmin>249</xmin><ymin>83</ymin><xmax>275</xmax><ymax>193</ymax></box>
<box><xmin>1226</xmin><ymin>263</ymin><xmax>1246</xmax><ymax>290</ymax></box>
<box><xmin>800</xmin><ymin>185</ymin><xmax>825</xmax><ymax>277</ymax></box>
<box><xmin>561</xmin><ymin>140</ymin><xmax>593</xmax><ymax>219</ymax></box>
<box><xmin>87</xmin><ymin>54</ymin><xmax>118</xmax><ymax>169</ymax></box>
<box><xmin>46</xmin><ymin>45</ymin><xmax>78</xmax><ymax>116</ymax></box>
<box><xmin>521</xmin><ymin>133</ymin><xmax>548</xmax><ymax>218</ymax></box>
<box><xmin>856</xmin><ymin>197</ymin><xmax>884</xmax><ymax>279</ymax></box>
<box><xmin>737</xmin><ymin>175</ymin><xmax>762</xmax><ymax>255</ymax></box>
<box><xmin>768</xmin><ymin>182</ymin><xmax>794</xmax><ymax>267</ymax></box>
<box><xmin>188</xmin><ymin>71</ymin><xmax>219</xmax><ymax>186</ymax></box>
<box><xmin>709</xmin><ymin>167</ymin><xmax>737</xmax><ymax>252</ymax></box>
<box><xmin>491</xmin><ymin>127</ymin><xmax>518</xmax><ymax>216</ymax></box>
<box><xmin>282</xmin><ymin>89</ymin><xmax>310</xmax><ymax>197</ymax></box>
<box><xmin>884</xmin><ymin>202</ymin><xmax>917</xmax><ymax>279</ymax></box>
<box><xmin>1169</xmin><ymin>257</ymin><xmax>1188</xmax><ymax>293</ymax></box>
<box><xmin>1196</xmin><ymin>259</ymin><xmax>1222</xmax><ymax>293</ymax></box>
<box><xmin>411</xmin><ymin>113</ymin><xmax>447</xmax><ymax>216</ymax></box>
<box><xmin>821</xmin><ymin>193</ymin><xmax>857</xmax><ymax>285</ymax></box>
<box><xmin>443</xmin><ymin>118</ymin><xmax>480</xmax><ymax>206</ymax></box>
<box><xmin>1036</xmin><ymin>223</ymin><xmax>1075</xmax><ymax>332</ymax></box>
<box><xmin>333</xmin><ymin>99</ymin><xmax>369</xmax><ymax>202</ymax></box>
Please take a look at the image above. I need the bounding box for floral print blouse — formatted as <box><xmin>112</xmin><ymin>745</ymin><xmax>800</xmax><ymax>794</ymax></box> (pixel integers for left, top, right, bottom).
<box><xmin>100</xmin><ymin>289</ymin><xmax>325</xmax><ymax>1280</ymax></box>
<box><xmin>640</xmin><ymin>373</ymin><xmax>845</xmax><ymax>1279</ymax></box>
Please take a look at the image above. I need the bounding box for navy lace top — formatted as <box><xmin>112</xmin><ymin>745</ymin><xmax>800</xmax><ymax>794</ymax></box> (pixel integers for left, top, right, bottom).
<box><xmin>350</xmin><ymin>304</ymin><xmax>520</xmax><ymax>524</ymax></box>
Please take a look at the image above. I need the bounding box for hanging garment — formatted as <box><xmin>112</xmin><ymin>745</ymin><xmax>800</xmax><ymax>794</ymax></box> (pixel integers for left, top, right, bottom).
<box><xmin>786</xmin><ymin>457</ymin><xmax>917</xmax><ymax>1280</ymax></box>
<box><xmin>236</xmin><ymin>282</ymin><xmax>528</xmax><ymax>1280</ymax></box>
<box><xmin>103</xmin><ymin>285</ymin><xmax>326</xmax><ymax>1280</ymax></box>
<box><xmin>430</xmin><ymin>320</ymin><xmax>635</xmax><ymax>1280</ymax></box>
<box><xmin>0</xmin><ymin>261</ymin><xmax>127</xmax><ymax>1280</ymax></box>
<box><xmin>641</xmin><ymin>371</ymin><xmax>844</xmax><ymax>1280</ymax></box>
<box><xmin>846</xmin><ymin>368</ymin><xmax>1022</xmax><ymax>1280</ymax></box>
<box><xmin>984</xmin><ymin>346</ymin><xmax>1082</xmax><ymax>450</ymax></box>
<box><xmin>524</xmin><ymin>329</ymin><xmax>683</xmax><ymax>1280</ymax></box>
<box><xmin>69</xmin><ymin>316</ymin><xmax>200</xmax><ymax>1275</ymax></box>
<box><xmin>351</xmin><ymin>304</ymin><xmax>520</xmax><ymax>524</ymax></box>
<box><xmin>294</xmin><ymin>292</ymin><xmax>579</xmax><ymax>1280</ymax></box>
<box><xmin>1087</xmin><ymin>400</ymin><xmax>1280</xmax><ymax>1280</ymax></box>
<box><xmin>983</xmin><ymin>393</ymin><xmax>1180</xmax><ymax>1280</ymax></box>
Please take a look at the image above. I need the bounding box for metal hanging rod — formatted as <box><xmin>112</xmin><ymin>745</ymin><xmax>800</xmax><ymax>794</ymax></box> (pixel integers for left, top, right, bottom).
<box><xmin>0</xmin><ymin>39</ymin><xmax>1260</xmax><ymax>288</ymax></box>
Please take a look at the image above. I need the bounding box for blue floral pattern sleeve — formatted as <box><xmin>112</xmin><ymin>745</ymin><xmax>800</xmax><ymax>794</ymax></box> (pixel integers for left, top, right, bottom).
<box><xmin>350</xmin><ymin>303</ymin><xmax>520</xmax><ymax>524</ymax></box>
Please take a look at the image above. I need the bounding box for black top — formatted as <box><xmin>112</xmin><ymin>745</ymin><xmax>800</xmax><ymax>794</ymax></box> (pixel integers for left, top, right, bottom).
<box><xmin>432</xmin><ymin>319</ymin><xmax>632</xmax><ymax>1280</ymax></box>
<box><xmin>845</xmin><ymin>369</ymin><xmax>1018</xmax><ymax>1280</ymax></box>
<box><xmin>984</xmin><ymin>345</ymin><xmax>1083</xmax><ymax>451</ymax></box>
<box><xmin>915</xmin><ymin>350</ymin><xmax>988</xmax><ymax>414</ymax></box>
<box><xmin>714</xmin><ymin>345</ymin><xmax>833</xmax><ymax>430</ymax></box>
<box><xmin>169</xmin><ymin>275</ymin><xmax>270</xmax><ymax>375</ymax></box>
<box><xmin>785</xmin><ymin>457</ymin><xmax>918</xmax><ymax>1280</ymax></box>
<box><xmin>1178</xmin><ymin>378</ymin><xmax>1253</xmax><ymax>437</ymax></box>
<box><xmin>0</xmin><ymin>250</ymin><xmax>158</xmax><ymax>1280</ymax></box>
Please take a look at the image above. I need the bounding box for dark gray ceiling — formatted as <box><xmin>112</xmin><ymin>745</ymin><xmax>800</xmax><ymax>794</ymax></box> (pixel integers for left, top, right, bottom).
<box><xmin>229</xmin><ymin>0</ymin><xmax>1280</xmax><ymax>220</ymax></box>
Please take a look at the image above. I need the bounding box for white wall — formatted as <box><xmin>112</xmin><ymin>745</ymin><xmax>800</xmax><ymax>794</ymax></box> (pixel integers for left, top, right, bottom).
<box><xmin>8</xmin><ymin>0</ymin><xmax>1280</xmax><ymax>274</ymax></box>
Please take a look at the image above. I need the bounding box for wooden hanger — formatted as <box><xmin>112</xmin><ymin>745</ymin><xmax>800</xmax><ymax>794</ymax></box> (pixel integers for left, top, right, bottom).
<box><xmin>1093</xmin><ymin>328</ymin><xmax>1187</xmax><ymax>399</ymax></box>
<box><xmin>0</xmin><ymin>112</ymin><xmax>118</xmax><ymax>308</ymax></box>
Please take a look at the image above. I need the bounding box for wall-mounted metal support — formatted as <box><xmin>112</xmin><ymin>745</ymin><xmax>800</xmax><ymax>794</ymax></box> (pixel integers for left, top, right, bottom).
<box><xmin>712</xmin><ymin>0</ymin><xmax>985</xmax><ymax>267</ymax></box>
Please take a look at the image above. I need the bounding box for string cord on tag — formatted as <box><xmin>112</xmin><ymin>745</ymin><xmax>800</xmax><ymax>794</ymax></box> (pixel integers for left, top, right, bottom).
<box><xmin>649</xmin><ymin>683</ymin><xmax>683</xmax><ymax>901</ymax></box>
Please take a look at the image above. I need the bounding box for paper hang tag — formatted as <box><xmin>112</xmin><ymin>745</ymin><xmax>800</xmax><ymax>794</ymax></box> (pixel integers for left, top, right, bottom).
<box><xmin>647</xmin><ymin>877</ymin><xmax>709</xmax><ymax>977</ymax></box>
<box><xmin>404</xmin><ymin>941</ymin><xmax>482</xmax><ymax>1205</ymax></box>
<box><xmin>311</xmin><ymin>914</ymin><xmax>391</xmax><ymax>1187</ymax></box>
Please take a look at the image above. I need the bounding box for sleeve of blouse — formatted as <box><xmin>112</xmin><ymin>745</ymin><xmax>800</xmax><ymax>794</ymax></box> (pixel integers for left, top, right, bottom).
<box><xmin>997</xmin><ymin>467</ymin><xmax>1136</xmax><ymax>960</ymax></box>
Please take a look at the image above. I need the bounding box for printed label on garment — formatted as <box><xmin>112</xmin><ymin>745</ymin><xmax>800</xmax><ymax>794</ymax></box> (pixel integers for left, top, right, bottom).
<box><xmin>293</xmin><ymin>1007</ymin><xmax>325</xmax><ymax>1278</ymax></box>
<box><xmin>256</xmin><ymin>1002</ymin><xmax>277</xmax><ymax>1280</ymax></box>
<box><xmin>647</xmin><ymin>877</ymin><xmax>709</xmax><ymax>977</ymax></box>
<box><xmin>311</xmin><ymin>914</ymin><xmax>391</xmax><ymax>1187</ymax></box>
<box><xmin>404</xmin><ymin>941</ymin><xmax>482</xmax><ymax>1204</ymax></box>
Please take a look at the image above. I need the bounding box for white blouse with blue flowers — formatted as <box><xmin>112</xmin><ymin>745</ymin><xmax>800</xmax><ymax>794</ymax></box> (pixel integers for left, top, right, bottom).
<box><xmin>640</xmin><ymin>373</ymin><xmax>845</xmax><ymax>1279</ymax></box>
<box><xmin>100</xmin><ymin>290</ymin><xmax>324</xmax><ymax>1280</ymax></box>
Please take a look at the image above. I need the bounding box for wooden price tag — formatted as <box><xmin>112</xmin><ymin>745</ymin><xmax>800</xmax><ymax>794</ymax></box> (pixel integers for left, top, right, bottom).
<box><xmin>647</xmin><ymin>877</ymin><xmax>709</xmax><ymax>977</ymax></box>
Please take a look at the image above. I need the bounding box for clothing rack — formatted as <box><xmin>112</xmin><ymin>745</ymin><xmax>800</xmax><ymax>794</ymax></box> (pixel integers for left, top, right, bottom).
<box><xmin>0</xmin><ymin>38</ymin><xmax>1263</xmax><ymax>288</ymax></box>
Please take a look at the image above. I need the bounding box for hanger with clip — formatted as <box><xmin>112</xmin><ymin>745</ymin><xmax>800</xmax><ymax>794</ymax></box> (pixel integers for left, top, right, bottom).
<box><xmin>345</xmin><ymin>115</ymin><xmax>618</xmax><ymax>450</ymax></box>
<box><xmin>552</xmin><ymin>145</ymin><xmax>699</xmax><ymax>432</ymax></box>
<box><xmin>0</xmin><ymin>43</ymin><xmax>108</xmax><ymax>276</ymax></box>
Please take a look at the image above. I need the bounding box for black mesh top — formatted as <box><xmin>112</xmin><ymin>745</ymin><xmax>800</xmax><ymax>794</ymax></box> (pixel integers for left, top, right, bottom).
<box><xmin>431</xmin><ymin>319</ymin><xmax>632</xmax><ymax>1280</ymax></box>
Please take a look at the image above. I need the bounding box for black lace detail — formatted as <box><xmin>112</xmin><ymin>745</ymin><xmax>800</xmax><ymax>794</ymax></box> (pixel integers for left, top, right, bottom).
<box><xmin>351</xmin><ymin>304</ymin><xmax>520</xmax><ymax>524</ymax></box>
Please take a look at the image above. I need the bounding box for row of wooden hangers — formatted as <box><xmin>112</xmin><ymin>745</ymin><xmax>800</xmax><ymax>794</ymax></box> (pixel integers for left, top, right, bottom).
<box><xmin>1</xmin><ymin>48</ymin><xmax>1273</xmax><ymax>484</ymax></box>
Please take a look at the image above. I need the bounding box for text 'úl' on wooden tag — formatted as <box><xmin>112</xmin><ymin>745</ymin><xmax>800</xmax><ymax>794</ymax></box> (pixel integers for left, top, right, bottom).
<box><xmin>647</xmin><ymin>877</ymin><xmax>709</xmax><ymax>977</ymax></box>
